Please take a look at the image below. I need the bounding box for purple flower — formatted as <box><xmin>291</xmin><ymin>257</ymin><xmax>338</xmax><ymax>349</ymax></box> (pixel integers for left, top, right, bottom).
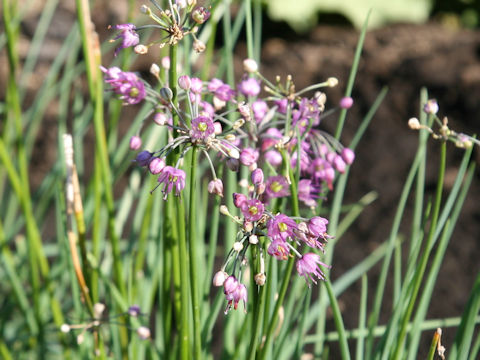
<box><xmin>239</xmin><ymin>147</ymin><xmax>259</xmax><ymax>166</ymax></box>
<box><xmin>298</xmin><ymin>179</ymin><xmax>321</xmax><ymax>207</ymax></box>
<box><xmin>261</xmin><ymin>128</ymin><xmax>283</xmax><ymax>151</ymax></box>
<box><xmin>128</xmin><ymin>305</ymin><xmax>141</xmax><ymax>317</ymax></box>
<box><xmin>251</xmin><ymin>168</ymin><xmax>264</xmax><ymax>185</ymax></box>
<box><xmin>215</xmin><ymin>84</ymin><xmax>235</xmax><ymax>102</ymax></box>
<box><xmin>252</xmin><ymin>100</ymin><xmax>268</xmax><ymax>123</ymax></box>
<box><xmin>101</xmin><ymin>66</ymin><xmax>146</xmax><ymax>105</ymax></box>
<box><xmin>208</xmin><ymin>178</ymin><xmax>224</xmax><ymax>197</ymax></box>
<box><xmin>265</xmin><ymin>175</ymin><xmax>290</xmax><ymax>198</ymax></box>
<box><xmin>129</xmin><ymin>135</ymin><xmax>142</xmax><ymax>150</ymax></box>
<box><xmin>190</xmin><ymin>116</ymin><xmax>215</xmax><ymax>141</ymax></box>
<box><xmin>265</xmin><ymin>150</ymin><xmax>283</xmax><ymax>167</ymax></box>
<box><xmin>134</xmin><ymin>151</ymin><xmax>153</xmax><ymax>167</ymax></box>
<box><xmin>223</xmin><ymin>276</ymin><xmax>247</xmax><ymax>313</ymax></box>
<box><xmin>311</xmin><ymin>157</ymin><xmax>335</xmax><ymax>189</ymax></box>
<box><xmin>267</xmin><ymin>214</ymin><xmax>298</xmax><ymax>241</ymax></box>
<box><xmin>240</xmin><ymin>199</ymin><xmax>264</xmax><ymax>222</ymax></box>
<box><xmin>307</xmin><ymin>216</ymin><xmax>328</xmax><ymax>237</ymax></box>
<box><xmin>275</xmin><ymin>98</ymin><xmax>289</xmax><ymax>114</ymax></box>
<box><xmin>233</xmin><ymin>193</ymin><xmax>247</xmax><ymax>208</ymax></box>
<box><xmin>190</xmin><ymin>77</ymin><xmax>203</xmax><ymax>93</ymax></box>
<box><xmin>237</xmin><ymin>77</ymin><xmax>261</xmax><ymax>97</ymax></box>
<box><xmin>148</xmin><ymin>157</ymin><xmax>166</xmax><ymax>175</ymax></box>
<box><xmin>113</xmin><ymin>24</ymin><xmax>139</xmax><ymax>56</ymax></box>
<box><xmin>157</xmin><ymin>166</ymin><xmax>186</xmax><ymax>199</ymax></box>
<box><xmin>267</xmin><ymin>238</ymin><xmax>290</xmax><ymax>260</ymax></box>
<box><xmin>341</xmin><ymin>148</ymin><xmax>355</xmax><ymax>165</ymax></box>
<box><xmin>339</xmin><ymin>96</ymin><xmax>354</xmax><ymax>109</ymax></box>
<box><xmin>296</xmin><ymin>253</ymin><xmax>330</xmax><ymax>286</ymax></box>
<box><xmin>423</xmin><ymin>99</ymin><xmax>439</xmax><ymax>115</ymax></box>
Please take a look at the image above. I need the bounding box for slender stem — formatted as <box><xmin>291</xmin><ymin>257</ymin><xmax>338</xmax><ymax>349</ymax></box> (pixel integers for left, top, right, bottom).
<box><xmin>260</xmin><ymin>165</ymin><xmax>300</xmax><ymax>360</ymax></box>
<box><xmin>392</xmin><ymin>141</ymin><xmax>446</xmax><ymax>359</ymax></box>
<box><xmin>188</xmin><ymin>146</ymin><xmax>202</xmax><ymax>359</ymax></box>
<box><xmin>247</xmin><ymin>269</ymin><xmax>266</xmax><ymax>360</ymax></box>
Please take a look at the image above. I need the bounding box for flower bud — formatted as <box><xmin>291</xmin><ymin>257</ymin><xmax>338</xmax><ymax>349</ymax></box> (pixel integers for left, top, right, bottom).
<box><xmin>423</xmin><ymin>99</ymin><xmax>439</xmax><ymax>115</ymax></box>
<box><xmin>243</xmin><ymin>58</ymin><xmax>258</xmax><ymax>73</ymax></box>
<box><xmin>134</xmin><ymin>44</ymin><xmax>148</xmax><ymax>54</ymax></box>
<box><xmin>408</xmin><ymin>117</ymin><xmax>421</xmax><ymax>130</ymax></box>
<box><xmin>233</xmin><ymin>241</ymin><xmax>243</xmax><ymax>252</ymax></box>
<box><xmin>134</xmin><ymin>150</ymin><xmax>153</xmax><ymax>166</ymax></box>
<box><xmin>254</xmin><ymin>273</ymin><xmax>266</xmax><ymax>286</ymax></box>
<box><xmin>161</xmin><ymin>56</ymin><xmax>170</xmax><ymax>69</ymax></box>
<box><xmin>219</xmin><ymin>205</ymin><xmax>230</xmax><ymax>215</ymax></box>
<box><xmin>208</xmin><ymin>178</ymin><xmax>224</xmax><ymax>197</ymax></box>
<box><xmin>93</xmin><ymin>303</ymin><xmax>106</xmax><ymax>319</ymax></box>
<box><xmin>192</xmin><ymin>6</ymin><xmax>210</xmax><ymax>24</ymax></box>
<box><xmin>178</xmin><ymin>75</ymin><xmax>191</xmax><ymax>90</ymax></box>
<box><xmin>137</xmin><ymin>326</ymin><xmax>151</xmax><ymax>340</ymax></box>
<box><xmin>226</xmin><ymin>158</ymin><xmax>239</xmax><ymax>171</ymax></box>
<box><xmin>233</xmin><ymin>193</ymin><xmax>247</xmax><ymax>208</ymax></box>
<box><xmin>193</xmin><ymin>39</ymin><xmax>206</xmax><ymax>53</ymax></box>
<box><xmin>149</xmin><ymin>157</ymin><xmax>165</xmax><ymax>174</ymax></box>
<box><xmin>225</xmin><ymin>134</ymin><xmax>236</xmax><ymax>141</ymax></box>
<box><xmin>214</xmin><ymin>122</ymin><xmax>222</xmax><ymax>135</ymax></box>
<box><xmin>326</xmin><ymin>77</ymin><xmax>338</xmax><ymax>87</ymax></box>
<box><xmin>160</xmin><ymin>87</ymin><xmax>173</xmax><ymax>101</ymax></box>
<box><xmin>341</xmin><ymin>148</ymin><xmax>355</xmax><ymax>165</ymax></box>
<box><xmin>60</xmin><ymin>324</ymin><xmax>71</xmax><ymax>333</ymax></box>
<box><xmin>129</xmin><ymin>135</ymin><xmax>142</xmax><ymax>150</ymax></box>
<box><xmin>128</xmin><ymin>305</ymin><xmax>141</xmax><ymax>317</ymax></box>
<box><xmin>154</xmin><ymin>112</ymin><xmax>168</xmax><ymax>126</ymax></box>
<box><xmin>333</xmin><ymin>155</ymin><xmax>346</xmax><ymax>173</ymax></box>
<box><xmin>251</xmin><ymin>168</ymin><xmax>264</xmax><ymax>185</ymax></box>
<box><xmin>140</xmin><ymin>5</ymin><xmax>149</xmax><ymax>14</ymax></box>
<box><xmin>339</xmin><ymin>96</ymin><xmax>353</xmax><ymax>109</ymax></box>
<box><xmin>213</xmin><ymin>270</ymin><xmax>228</xmax><ymax>286</ymax></box>
<box><xmin>150</xmin><ymin>63</ymin><xmax>160</xmax><ymax>76</ymax></box>
<box><xmin>249</xmin><ymin>235</ymin><xmax>258</xmax><ymax>244</ymax></box>
<box><xmin>244</xmin><ymin>221</ymin><xmax>253</xmax><ymax>232</ymax></box>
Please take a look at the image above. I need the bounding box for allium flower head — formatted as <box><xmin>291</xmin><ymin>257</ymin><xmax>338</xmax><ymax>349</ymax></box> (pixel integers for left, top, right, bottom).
<box><xmin>101</xmin><ymin>66</ymin><xmax>146</xmax><ymax>105</ymax></box>
<box><xmin>296</xmin><ymin>253</ymin><xmax>329</xmax><ymax>286</ymax></box>
<box><xmin>157</xmin><ymin>166</ymin><xmax>186</xmax><ymax>199</ymax></box>
<box><xmin>240</xmin><ymin>199</ymin><xmax>264</xmax><ymax>222</ymax></box>
<box><xmin>190</xmin><ymin>116</ymin><xmax>215</xmax><ymax>141</ymax></box>
<box><xmin>265</xmin><ymin>175</ymin><xmax>290</xmax><ymax>198</ymax></box>
<box><xmin>112</xmin><ymin>24</ymin><xmax>139</xmax><ymax>56</ymax></box>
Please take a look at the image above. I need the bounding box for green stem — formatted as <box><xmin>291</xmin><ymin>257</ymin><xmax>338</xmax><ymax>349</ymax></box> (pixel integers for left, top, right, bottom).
<box><xmin>247</xmin><ymin>270</ymin><xmax>266</xmax><ymax>360</ymax></box>
<box><xmin>260</xmin><ymin>165</ymin><xmax>300</xmax><ymax>360</ymax></box>
<box><xmin>188</xmin><ymin>146</ymin><xmax>202</xmax><ymax>359</ymax></box>
<box><xmin>392</xmin><ymin>141</ymin><xmax>446</xmax><ymax>359</ymax></box>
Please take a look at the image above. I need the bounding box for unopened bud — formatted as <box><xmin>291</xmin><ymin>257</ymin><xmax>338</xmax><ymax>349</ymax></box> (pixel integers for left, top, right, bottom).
<box><xmin>244</xmin><ymin>221</ymin><xmax>253</xmax><ymax>232</ymax></box>
<box><xmin>227</xmin><ymin>147</ymin><xmax>240</xmax><ymax>159</ymax></box>
<box><xmin>220</xmin><ymin>205</ymin><xmax>230</xmax><ymax>215</ymax></box>
<box><xmin>192</xmin><ymin>6</ymin><xmax>210</xmax><ymax>24</ymax></box>
<box><xmin>213</xmin><ymin>270</ymin><xmax>228</xmax><ymax>286</ymax></box>
<box><xmin>140</xmin><ymin>5</ymin><xmax>150</xmax><ymax>14</ymax></box>
<box><xmin>326</xmin><ymin>77</ymin><xmax>338</xmax><ymax>87</ymax></box>
<box><xmin>233</xmin><ymin>241</ymin><xmax>243</xmax><ymax>252</ymax></box>
<box><xmin>214</xmin><ymin>122</ymin><xmax>222</xmax><ymax>135</ymax></box>
<box><xmin>339</xmin><ymin>96</ymin><xmax>353</xmax><ymax>109</ymax></box>
<box><xmin>208</xmin><ymin>178</ymin><xmax>224</xmax><ymax>197</ymax></box>
<box><xmin>154</xmin><ymin>112</ymin><xmax>168</xmax><ymax>126</ymax></box>
<box><xmin>226</xmin><ymin>158</ymin><xmax>239</xmax><ymax>171</ymax></box>
<box><xmin>150</xmin><ymin>63</ymin><xmax>160</xmax><ymax>76</ymax></box>
<box><xmin>423</xmin><ymin>99</ymin><xmax>439</xmax><ymax>115</ymax></box>
<box><xmin>60</xmin><ymin>324</ymin><xmax>71</xmax><ymax>333</ymax></box>
<box><xmin>178</xmin><ymin>75</ymin><xmax>191</xmax><ymax>90</ymax></box>
<box><xmin>232</xmin><ymin>193</ymin><xmax>247</xmax><ymax>208</ymax></box>
<box><xmin>254</xmin><ymin>273</ymin><xmax>266</xmax><ymax>286</ymax></box>
<box><xmin>160</xmin><ymin>87</ymin><xmax>173</xmax><ymax>101</ymax></box>
<box><xmin>134</xmin><ymin>44</ymin><xmax>148</xmax><ymax>54</ymax></box>
<box><xmin>251</xmin><ymin>168</ymin><xmax>264</xmax><ymax>185</ymax></box>
<box><xmin>408</xmin><ymin>117</ymin><xmax>421</xmax><ymax>130</ymax></box>
<box><xmin>161</xmin><ymin>56</ymin><xmax>170</xmax><ymax>69</ymax></box>
<box><xmin>137</xmin><ymin>326</ymin><xmax>151</xmax><ymax>340</ymax></box>
<box><xmin>149</xmin><ymin>157</ymin><xmax>165</xmax><ymax>174</ymax></box>
<box><xmin>93</xmin><ymin>303</ymin><xmax>106</xmax><ymax>319</ymax></box>
<box><xmin>129</xmin><ymin>135</ymin><xmax>142</xmax><ymax>150</ymax></box>
<box><xmin>243</xmin><ymin>58</ymin><xmax>258</xmax><ymax>73</ymax></box>
<box><xmin>249</xmin><ymin>235</ymin><xmax>258</xmax><ymax>244</ymax></box>
<box><xmin>193</xmin><ymin>39</ymin><xmax>206</xmax><ymax>53</ymax></box>
<box><xmin>77</xmin><ymin>333</ymin><xmax>85</xmax><ymax>345</ymax></box>
<box><xmin>225</xmin><ymin>134</ymin><xmax>236</xmax><ymax>141</ymax></box>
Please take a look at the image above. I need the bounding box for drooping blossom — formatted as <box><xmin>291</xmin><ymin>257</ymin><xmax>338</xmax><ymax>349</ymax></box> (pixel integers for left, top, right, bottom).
<box><xmin>101</xmin><ymin>66</ymin><xmax>146</xmax><ymax>105</ymax></box>
<box><xmin>112</xmin><ymin>24</ymin><xmax>139</xmax><ymax>56</ymax></box>
<box><xmin>267</xmin><ymin>238</ymin><xmax>290</xmax><ymax>260</ymax></box>
<box><xmin>157</xmin><ymin>166</ymin><xmax>186</xmax><ymax>199</ymax></box>
<box><xmin>296</xmin><ymin>253</ymin><xmax>330</xmax><ymax>286</ymax></box>
<box><xmin>298</xmin><ymin>179</ymin><xmax>321</xmax><ymax>207</ymax></box>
